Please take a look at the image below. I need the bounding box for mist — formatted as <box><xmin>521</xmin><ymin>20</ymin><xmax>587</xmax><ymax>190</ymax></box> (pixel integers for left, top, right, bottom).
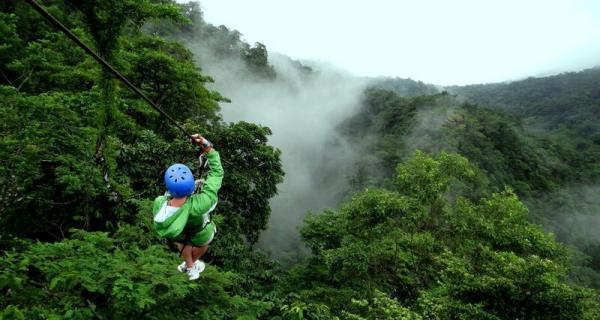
<box><xmin>402</xmin><ymin>98</ymin><xmax>460</xmax><ymax>156</ymax></box>
<box><xmin>527</xmin><ymin>185</ymin><xmax>600</xmax><ymax>246</ymax></box>
<box><xmin>186</xmin><ymin>41</ymin><xmax>367</xmax><ymax>260</ymax></box>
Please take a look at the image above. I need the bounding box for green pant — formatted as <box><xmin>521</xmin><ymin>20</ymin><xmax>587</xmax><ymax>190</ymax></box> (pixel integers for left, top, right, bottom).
<box><xmin>173</xmin><ymin>222</ymin><xmax>216</xmax><ymax>246</ymax></box>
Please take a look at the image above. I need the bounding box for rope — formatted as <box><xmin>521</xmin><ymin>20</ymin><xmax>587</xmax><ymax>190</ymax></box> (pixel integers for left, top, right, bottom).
<box><xmin>25</xmin><ymin>0</ymin><xmax>194</xmax><ymax>140</ymax></box>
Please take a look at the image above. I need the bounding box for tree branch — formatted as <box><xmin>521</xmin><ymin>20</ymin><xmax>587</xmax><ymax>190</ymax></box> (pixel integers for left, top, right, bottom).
<box><xmin>0</xmin><ymin>68</ymin><xmax>15</xmax><ymax>87</ymax></box>
<box><xmin>16</xmin><ymin>69</ymin><xmax>33</xmax><ymax>91</ymax></box>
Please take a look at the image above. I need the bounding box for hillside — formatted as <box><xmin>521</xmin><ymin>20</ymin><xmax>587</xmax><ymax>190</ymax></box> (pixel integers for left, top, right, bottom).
<box><xmin>445</xmin><ymin>68</ymin><xmax>600</xmax><ymax>289</ymax></box>
<box><xmin>341</xmin><ymin>73</ymin><xmax>600</xmax><ymax>289</ymax></box>
<box><xmin>448</xmin><ymin>67</ymin><xmax>600</xmax><ymax>138</ymax></box>
<box><xmin>1</xmin><ymin>1</ymin><xmax>599</xmax><ymax>319</ymax></box>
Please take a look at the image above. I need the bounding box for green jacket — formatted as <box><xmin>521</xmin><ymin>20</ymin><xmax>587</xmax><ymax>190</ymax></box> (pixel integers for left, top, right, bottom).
<box><xmin>152</xmin><ymin>150</ymin><xmax>224</xmax><ymax>243</ymax></box>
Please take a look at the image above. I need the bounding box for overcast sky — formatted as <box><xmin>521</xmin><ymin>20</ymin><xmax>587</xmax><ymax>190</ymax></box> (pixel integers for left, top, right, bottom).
<box><xmin>189</xmin><ymin>0</ymin><xmax>600</xmax><ymax>85</ymax></box>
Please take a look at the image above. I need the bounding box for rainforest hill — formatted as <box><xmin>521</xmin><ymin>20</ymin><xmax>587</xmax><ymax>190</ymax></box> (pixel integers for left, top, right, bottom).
<box><xmin>1</xmin><ymin>1</ymin><xmax>599</xmax><ymax>319</ymax></box>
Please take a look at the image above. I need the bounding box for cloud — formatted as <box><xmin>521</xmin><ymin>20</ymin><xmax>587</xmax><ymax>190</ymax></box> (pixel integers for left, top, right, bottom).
<box><xmin>191</xmin><ymin>0</ymin><xmax>600</xmax><ymax>85</ymax></box>
<box><xmin>185</xmin><ymin>38</ymin><xmax>367</xmax><ymax>261</ymax></box>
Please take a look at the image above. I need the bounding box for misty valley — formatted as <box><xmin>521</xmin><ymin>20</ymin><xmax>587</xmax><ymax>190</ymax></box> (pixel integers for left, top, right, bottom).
<box><xmin>1</xmin><ymin>1</ymin><xmax>600</xmax><ymax>319</ymax></box>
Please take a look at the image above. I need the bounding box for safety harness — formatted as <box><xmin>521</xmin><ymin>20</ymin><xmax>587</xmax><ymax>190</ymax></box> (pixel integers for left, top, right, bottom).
<box><xmin>176</xmin><ymin>151</ymin><xmax>213</xmax><ymax>255</ymax></box>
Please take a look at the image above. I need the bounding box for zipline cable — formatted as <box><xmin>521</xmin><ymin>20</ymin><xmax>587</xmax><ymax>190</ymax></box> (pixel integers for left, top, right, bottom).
<box><xmin>25</xmin><ymin>0</ymin><xmax>194</xmax><ymax>140</ymax></box>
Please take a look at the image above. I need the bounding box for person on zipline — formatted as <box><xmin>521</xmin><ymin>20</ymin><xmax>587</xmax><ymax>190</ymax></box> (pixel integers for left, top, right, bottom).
<box><xmin>152</xmin><ymin>134</ymin><xmax>223</xmax><ymax>280</ymax></box>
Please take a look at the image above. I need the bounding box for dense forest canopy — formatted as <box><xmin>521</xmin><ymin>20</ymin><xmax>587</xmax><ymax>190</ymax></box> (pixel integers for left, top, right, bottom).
<box><xmin>1</xmin><ymin>0</ymin><xmax>600</xmax><ymax>319</ymax></box>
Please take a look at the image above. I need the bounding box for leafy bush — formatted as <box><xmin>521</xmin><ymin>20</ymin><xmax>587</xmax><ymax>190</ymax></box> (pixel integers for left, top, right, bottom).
<box><xmin>285</xmin><ymin>152</ymin><xmax>600</xmax><ymax>319</ymax></box>
<box><xmin>0</xmin><ymin>229</ymin><xmax>272</xmax><ymax>319</ymax></box>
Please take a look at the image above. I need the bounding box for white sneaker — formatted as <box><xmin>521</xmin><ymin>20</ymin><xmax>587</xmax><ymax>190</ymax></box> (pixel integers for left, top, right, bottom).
<box><xmin>186</xmin><ymin>260</ymin><xmax>206</xmax><ymax>281</ymax></box>
<box><xmin>179</xmin><ymin>260</ymin><xmax>206</xmax><ymax>274</ymax></box>
<box><xmin>177</xmin><ymin>261</ymin><xmax>187</xmax><ymax>273</ymax></box>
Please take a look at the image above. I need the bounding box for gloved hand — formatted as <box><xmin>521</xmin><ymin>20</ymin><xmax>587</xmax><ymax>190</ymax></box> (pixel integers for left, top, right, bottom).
<box><xmin>190</xmin><ymin>134</ymin><xmax>213</xmax><ymax>154</ymax></box>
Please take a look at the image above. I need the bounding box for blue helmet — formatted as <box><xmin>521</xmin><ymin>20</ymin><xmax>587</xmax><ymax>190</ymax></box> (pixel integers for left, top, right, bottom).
<box><xmin>164</xmin><ymin>163</ymin><xmax>195</xmax><ymax>198</ymax></box>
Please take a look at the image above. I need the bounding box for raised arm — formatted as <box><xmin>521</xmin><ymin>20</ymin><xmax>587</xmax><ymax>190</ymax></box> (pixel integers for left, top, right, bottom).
<box><xmin>189</xmin><ymin>135</ymin><xmax>224</xmax><ymax>215</ymax></box>
<box><xmin>197</xmin><ymin>149</ymin><xmax>224</xmax><ymax>204</ymax></box>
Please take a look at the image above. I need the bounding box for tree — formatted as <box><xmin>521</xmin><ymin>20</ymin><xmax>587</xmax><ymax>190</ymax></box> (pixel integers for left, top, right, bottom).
<box><xmin>0</xmin><ymin>1</ymin><xmax>285</xmax><ymax>248</ymax></box>
<box><xmin>0</xmin><ymin>229</ymin><xmax>272</xmax><ymax>319</ymax></box>
<box><xmin>283</xmin><ymin>151</ymin><xmax>599</xmax><ymax>319</ymax></box>
<box><xmin>243</xmin><ymin>42</ymin><xmax>276</xmax><ymax>80</ymax></box>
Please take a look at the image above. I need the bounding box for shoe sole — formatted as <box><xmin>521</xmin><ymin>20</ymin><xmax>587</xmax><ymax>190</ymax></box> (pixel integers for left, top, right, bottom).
<box><xmin>187</xmin><ymin>262</ymin><xmax>206</xmax><ymax>280</ymax></box>
<box><xmin>178</xmin><ymin>260</ymin><xmax>203</xmax><ymax>273</ymax></box>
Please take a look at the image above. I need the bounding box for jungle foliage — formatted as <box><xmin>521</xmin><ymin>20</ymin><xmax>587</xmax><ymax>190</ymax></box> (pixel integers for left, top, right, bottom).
<box><xmin>1</xmin><ymin>0</ymin><xmax>599</xmax><ymax>319</ymax></box>
<box><xmin>448</xmin><ymin>69</ymin><xmax>600</xmax><ymax>288</ymax></box>
<box><xmin>341</xmin><ymin>82</ymin><xmax>600</xmax><ymax>291</ymax></box>
<box><xmin>1</xmin><ymin>1</ymin><xmax>283</xmax><ymax>317</ymax></box>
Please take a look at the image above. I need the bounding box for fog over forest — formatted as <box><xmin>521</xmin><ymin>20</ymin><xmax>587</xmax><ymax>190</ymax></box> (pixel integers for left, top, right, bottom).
<box><xmin>187</xmin><ymin>42</ymin><xmax>368</xmax><ymax>258</ymax></box>
<box><xmin>183</xmin><ymin>22</ymin><xmax>600</xmax><ymax>267</ymax></box>
<box><xmin>2</xmin><ymin>1</ymin><xmax>600</xmax><ymax>318</ymax></box>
